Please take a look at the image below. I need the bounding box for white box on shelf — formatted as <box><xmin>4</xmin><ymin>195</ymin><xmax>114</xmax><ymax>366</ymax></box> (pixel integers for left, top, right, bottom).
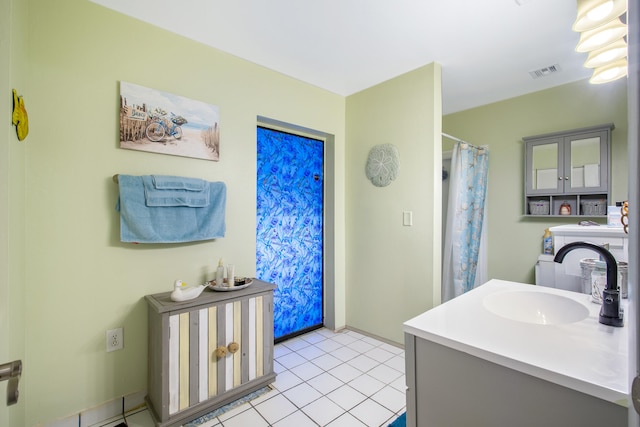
<box><xmin>608</xmin><ymin>206</ymin><xmax>623</xmax><ymax>228</ymax></box>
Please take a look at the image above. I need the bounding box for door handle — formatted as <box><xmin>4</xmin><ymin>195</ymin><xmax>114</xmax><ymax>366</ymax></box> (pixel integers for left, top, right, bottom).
<box><xmin>0</xmin><ymin>360</ymin><xmax>22</xmax><ymax>406</ymax></box>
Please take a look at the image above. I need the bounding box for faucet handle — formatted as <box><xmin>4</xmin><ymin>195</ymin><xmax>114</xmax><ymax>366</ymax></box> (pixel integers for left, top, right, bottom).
<box><xmin>599</xmin><ymin>289</ymin><xmax>623</xmax><ymax>327</ymax></box>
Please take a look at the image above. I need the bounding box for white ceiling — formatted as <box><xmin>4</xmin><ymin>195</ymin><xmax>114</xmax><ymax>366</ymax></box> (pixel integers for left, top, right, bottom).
<box><xmin>90</xmin><ymin>0</ymin><xmax>590</xmax><ymax>114</ymax></box>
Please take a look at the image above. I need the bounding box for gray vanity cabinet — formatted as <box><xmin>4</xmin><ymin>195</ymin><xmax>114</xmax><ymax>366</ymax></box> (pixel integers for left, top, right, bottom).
<box><xmin>524</xmin><ymin>123</ymin><xmax>613</xmax><ymax>216</ymax></box>
<box><xmin>404</xmin><ymin>333</ymin><xmax>626</xmax><ymax>427</ymax></box>
<box><xmin>145</xmin><ymin>280</ymin><xmax>276</xmax><ymax>427</ymax></box>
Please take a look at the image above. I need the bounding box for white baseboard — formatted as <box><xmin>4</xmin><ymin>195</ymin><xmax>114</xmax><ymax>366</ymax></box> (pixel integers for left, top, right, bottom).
<box><xmin>42</xmin><ymin>390</ymin><xmax>146</xmax><ymax>427</ymax></box>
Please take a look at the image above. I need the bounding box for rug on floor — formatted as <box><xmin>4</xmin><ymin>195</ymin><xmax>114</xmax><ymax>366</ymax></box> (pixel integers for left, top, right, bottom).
<box><xmin>388</xmin><ymin>412</ymin><xmax>406</xmax><ymax>427</ymax></box>
<box><xmin>183</xmin><ymin>385</ymin><xmax>273</xmax><ymax>426</ymax></box>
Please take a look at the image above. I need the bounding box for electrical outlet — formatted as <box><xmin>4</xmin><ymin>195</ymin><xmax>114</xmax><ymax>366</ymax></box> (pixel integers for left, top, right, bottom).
<box><xmin>106</xmin><ymin>327</ymin><xmax>124</xmax><ymax>352</ymax></box>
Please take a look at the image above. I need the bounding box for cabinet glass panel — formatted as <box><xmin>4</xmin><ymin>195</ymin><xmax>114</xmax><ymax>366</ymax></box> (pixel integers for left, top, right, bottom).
<box><xmin>532</xmin><ymin>142</ymin><xmax>558</xmax><ymax>190</ymax></box>
<box><xmin>570</xmin><ymin>136</ymin><xmax>601</xmax><ymax>189</ymax></box>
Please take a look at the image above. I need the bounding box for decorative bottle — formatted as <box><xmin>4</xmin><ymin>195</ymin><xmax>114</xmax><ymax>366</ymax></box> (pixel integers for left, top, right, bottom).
<box><xmin>216</xmin><ymin>258</ymin><xmax>225</xmax><ymax>286</ymax></box>
<box><xmin>227</xmin><ymin>264</ymin><xmax>235</xmax><ymax>288</ymax></box>
<box><xmin>543</xmin><ymin>228</ymin><xmax>553</xmax><ymax>255</ymax></box>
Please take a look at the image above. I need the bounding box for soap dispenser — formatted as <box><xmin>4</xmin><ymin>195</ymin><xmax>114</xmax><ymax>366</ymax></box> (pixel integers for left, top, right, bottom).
<box><xmin>216</xmin><ymin>258</ymin><xmax>225</xmax><ymax>286</ymax></box>
<box><xmin>543</xmin><ymin>228</ymin><xmax>553</xmax><ymax>255</ymax></box>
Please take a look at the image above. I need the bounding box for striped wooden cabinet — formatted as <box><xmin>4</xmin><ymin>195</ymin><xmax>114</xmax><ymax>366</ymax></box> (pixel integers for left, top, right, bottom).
<box><xmin>145</xmin><ymin>280</ymin><xmax>276</xmax><ymax>427</ymax></box>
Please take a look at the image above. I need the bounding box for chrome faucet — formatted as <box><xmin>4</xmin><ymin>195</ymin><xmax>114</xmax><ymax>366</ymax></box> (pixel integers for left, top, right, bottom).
<box><xmin>554</xmin><ymin>241</ymin><xmax>623</xmax><ymax>327</ymax></box>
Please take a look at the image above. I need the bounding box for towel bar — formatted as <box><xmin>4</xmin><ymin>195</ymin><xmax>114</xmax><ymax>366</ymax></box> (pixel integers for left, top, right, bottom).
<box><xmin>112</xmin><ymin>174</ymin><xmax>119</xmax><ymax>184</ymax></box>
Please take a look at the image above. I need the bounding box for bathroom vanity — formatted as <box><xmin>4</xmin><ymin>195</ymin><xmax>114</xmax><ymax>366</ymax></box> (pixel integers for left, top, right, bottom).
<box><xmin>404</xmin><ymin>279</ymin><xmax>628</xmax><ymax>427</ymax></box>
<box><xmin>145</xmin><ymin>280</ymin><xmax>276</xmax><ymax>427</ymax></box>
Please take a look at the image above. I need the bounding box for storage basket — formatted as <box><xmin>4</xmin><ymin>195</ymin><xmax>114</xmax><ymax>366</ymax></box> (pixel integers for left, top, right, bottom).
<box><xmin>528</xmin><ymin>200</ymin><xmax>549</xmax><ymax>215</ymax></box>
<box><xmin>580</xmin><ymin>257</ymin><xmax>628</xmax><ymax>298</ymax></box>
<box><xmin>580</xmin><ymin>199</ymin><xmax>606</xmax><ymax>215</ymax></box>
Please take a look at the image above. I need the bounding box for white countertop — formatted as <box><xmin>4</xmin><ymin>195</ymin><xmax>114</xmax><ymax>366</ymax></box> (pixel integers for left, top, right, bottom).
<box><xmin>403</xmin><ymin>279</ymin><xmax>629</xmax><ymax>406</ymax></box>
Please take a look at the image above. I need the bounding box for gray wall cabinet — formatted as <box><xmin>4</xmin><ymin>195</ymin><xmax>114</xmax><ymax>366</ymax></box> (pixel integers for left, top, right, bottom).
<box><xmin>145</xmin><ymin>280</ymin><xmax>276</xmax><ymax>427</ymax></box>
<box><xmin>524</xmin><ymin>124</ymin><xmax>613</xmax><ymax>217</ymax></box>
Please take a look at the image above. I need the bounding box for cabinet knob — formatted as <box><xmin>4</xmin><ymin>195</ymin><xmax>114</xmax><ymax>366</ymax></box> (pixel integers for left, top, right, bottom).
<box><xmin>214</xmin><ymin>346</ymin><xmax>227</xmax><ymax>359</ymax></box>
<box><xmin>228</xmin><ymin>342</ymin><xmax>240</xmax><ymax>354</ymax></box>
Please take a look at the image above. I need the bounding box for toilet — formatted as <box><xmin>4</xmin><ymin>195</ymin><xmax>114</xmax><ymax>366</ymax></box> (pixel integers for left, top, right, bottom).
<box><xmin>535</xmin><ymin>224</ymin><xmax>628</xmax><ymax>293</ymax></box>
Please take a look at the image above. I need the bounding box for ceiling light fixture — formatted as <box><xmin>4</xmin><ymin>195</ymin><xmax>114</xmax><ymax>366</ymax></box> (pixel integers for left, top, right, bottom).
<box><xmin>584</xmin><ymin>38</ymin><xmax>628</xmax><ymax>67</ymax></box>
<box><xmin>575</xmin><ymin>17</ymin><xmax>628</xmax><ymax>52</ymax></box>
<box><xmin>589</xmin><ymin>58</ymin><xmax>628</xmax><ymax>83</ymax></box>
<box><xmin>572</xmin><ymin>0</ymin><xmax>628</xmax><ymax>84</ymax></box>
<box><xmin>573</xmin><ymin>0</ymin><xmax>627</xmax><ymax>31</ymax></box>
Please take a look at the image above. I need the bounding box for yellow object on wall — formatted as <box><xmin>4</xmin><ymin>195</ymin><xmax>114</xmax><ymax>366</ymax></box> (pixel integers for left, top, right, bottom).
<box><xmin>11</xmin><ymin>89</ymin><xmax>29</xmax><ymax>141</ymax></box>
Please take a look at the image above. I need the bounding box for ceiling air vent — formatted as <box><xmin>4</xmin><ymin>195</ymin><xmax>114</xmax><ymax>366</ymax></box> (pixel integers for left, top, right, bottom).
<box><xmin>529</xmin><ymin>64</ymin><xmax>561</xmax><ymax>79</ymax></box>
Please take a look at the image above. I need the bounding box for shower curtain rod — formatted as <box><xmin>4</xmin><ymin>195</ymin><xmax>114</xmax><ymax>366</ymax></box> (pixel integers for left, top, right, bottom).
<box><xmin>441</xmin><ymin>133</ymin><xmax>485</xmax><ymax>150</ymax></box>
<box><xmin>442</xmin><ymin>132</ymin><xmax>469</xmax><ymax>144</ymax></box>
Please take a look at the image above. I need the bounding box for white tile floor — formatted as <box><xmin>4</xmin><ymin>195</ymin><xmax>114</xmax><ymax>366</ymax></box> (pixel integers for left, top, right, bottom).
<box><xmin>93</xmin><ymin>328</ymin><xmax>406</xmax><ymax>427</ymax></box>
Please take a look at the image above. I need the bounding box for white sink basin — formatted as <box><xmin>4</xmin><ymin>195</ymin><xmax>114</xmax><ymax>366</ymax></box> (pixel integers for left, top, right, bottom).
<box><xmin>483</xmin><ymin>290</ymin><xmax>590</xmax><ymax>325</ymax></box>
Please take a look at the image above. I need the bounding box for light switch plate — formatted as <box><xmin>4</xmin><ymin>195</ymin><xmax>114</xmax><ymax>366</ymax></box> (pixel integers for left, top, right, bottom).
<box><xmin>403</xmin><ymin>211</ymin><xmax>413</xmax><ymax>226</ymax></box>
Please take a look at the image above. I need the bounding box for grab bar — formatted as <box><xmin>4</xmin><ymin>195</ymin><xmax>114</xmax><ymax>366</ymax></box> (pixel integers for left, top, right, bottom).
<box><xmin>0</xmin><ymin>360</ymin><xmax>22</xmax><ymax>405</ymax></box>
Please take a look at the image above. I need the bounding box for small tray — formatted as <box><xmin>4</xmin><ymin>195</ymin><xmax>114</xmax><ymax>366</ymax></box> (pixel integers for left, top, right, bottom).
<box><xmin>208</xmin><ymin>278</ymin><xmax>253</xmax><ymax>291</ymax></box>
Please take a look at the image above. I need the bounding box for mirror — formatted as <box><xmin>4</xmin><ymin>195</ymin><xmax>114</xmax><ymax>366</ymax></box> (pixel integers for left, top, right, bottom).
<box><xmin>570</xmin><ymin>136</ymin><xmax>600</xmax><ymax>188</ymax></box>
<box><xmin>532</xmin><ymin>142</ymin><xmax>558</xmax><ymax>190</ymax></box>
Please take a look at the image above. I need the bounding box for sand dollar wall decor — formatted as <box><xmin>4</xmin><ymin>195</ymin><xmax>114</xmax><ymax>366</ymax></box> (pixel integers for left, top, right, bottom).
<box><xmin>365</xmin><ymin>143</ymin><xmax>400</xmax><ymax>187</ymax></box>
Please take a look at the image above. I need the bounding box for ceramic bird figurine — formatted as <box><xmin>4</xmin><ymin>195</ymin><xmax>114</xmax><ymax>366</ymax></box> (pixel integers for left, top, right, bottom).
<box><xmin>170</xmin><ymin>280</ymin><xmax>207</xmax><ymax>302</ymax></box>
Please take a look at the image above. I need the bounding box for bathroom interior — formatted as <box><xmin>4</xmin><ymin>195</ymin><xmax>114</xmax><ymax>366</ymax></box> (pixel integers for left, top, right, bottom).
<box><xmin>1</xmin><ymin>0</ymin><xmax>638</xmax><ymax>426</ymax></box>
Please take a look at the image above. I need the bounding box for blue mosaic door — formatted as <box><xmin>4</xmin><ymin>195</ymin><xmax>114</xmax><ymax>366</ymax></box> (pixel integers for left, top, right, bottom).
<box><xmin>256</xmin><ymin>126</ymin><xmax>324</xmax><ymax>341</ymax></box>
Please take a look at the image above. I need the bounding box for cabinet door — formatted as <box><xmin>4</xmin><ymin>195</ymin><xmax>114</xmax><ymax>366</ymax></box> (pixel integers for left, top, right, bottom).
<box><xmin>526</xmin><ymin>137</ymin><xmax>563</xmax><ymax>195</ymax></box>
<box><xmin>562</xmin><ymin>130</ymin><xmax>609</xmax><ymax>194</ymax></box>
<box><xmin>166</xmin><ymin>294</ymin><xmax>272</xmax><ymax>417</ymax></box>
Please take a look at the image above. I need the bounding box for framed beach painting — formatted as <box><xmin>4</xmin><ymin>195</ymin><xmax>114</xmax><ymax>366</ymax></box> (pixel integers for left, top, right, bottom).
<box><xmin>119</xmin><ymin>81</ymin><xmax>220</xmax><ymax>161</ymax></box>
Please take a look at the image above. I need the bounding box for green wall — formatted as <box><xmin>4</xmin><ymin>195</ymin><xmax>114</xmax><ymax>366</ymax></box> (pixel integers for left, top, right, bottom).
<box><xmin>345</xmin><ymin>64</ymin><xmax>442</xmax><ymax>344</ymax></box>
<box><xmin>15</xmin><ymin>1</ymin><xmax>443</xmax><ymax>423</ymax></box>
<box><xmin>22</xmin><ymin>0</ymin><xmax>347</xmax><ymax>424</ymax></box>
<box><xmin>443</xmin><ymin>77</ymin><xmax>628</xmax><ymax>285</ymax></box>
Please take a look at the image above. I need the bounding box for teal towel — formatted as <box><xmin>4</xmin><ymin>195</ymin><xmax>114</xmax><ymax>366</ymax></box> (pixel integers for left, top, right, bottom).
<box><xmin>116</xmin><ymin>174</ymin><xmax>226</xmax><ymax>243</ymax></box>
<box><xmin>152</xmin><ymin>175</ymin><xmax>206</xmax><ymax>191</ymax></box>
<box><xmin>143</xmin><ymin>176</ymin><xmax>209</xmax><ymax>207</ymax></box>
